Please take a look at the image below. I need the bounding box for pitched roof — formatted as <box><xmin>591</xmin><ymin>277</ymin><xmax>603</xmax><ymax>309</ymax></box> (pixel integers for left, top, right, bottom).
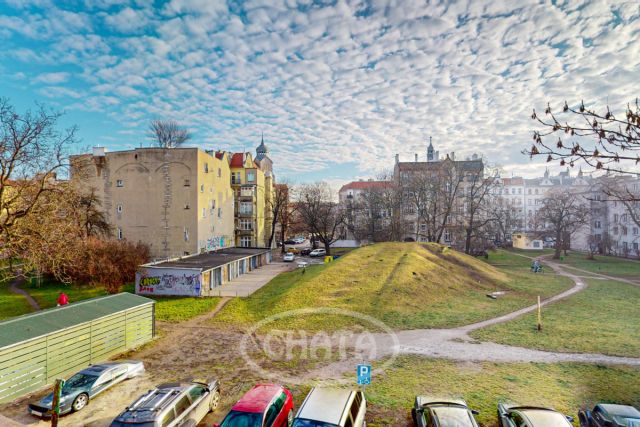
<box><xmin>230</xmin><ymin>153</ymin><xmax>245</xmax><ymax>167</ymax></box>
<box><xmin>339</xmin><ymin>181</ymin><xmax>392</xmax><ymax>192</ymax></box>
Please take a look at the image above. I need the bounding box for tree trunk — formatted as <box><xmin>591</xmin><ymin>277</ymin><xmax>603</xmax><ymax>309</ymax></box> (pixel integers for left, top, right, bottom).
<box><xmin>553</xmin><ymin>229</ymin><xmax>562</xmax><ymax>259</ymax></box>
<box><xmin>464</xmin><ymin>228</ymin><xmax>472</xmax><ymax>254</ymax></box>
<box><xmin>324</xmin><ymin>240</ymin><xmax>331</xmax><ymax>256</ymax></box>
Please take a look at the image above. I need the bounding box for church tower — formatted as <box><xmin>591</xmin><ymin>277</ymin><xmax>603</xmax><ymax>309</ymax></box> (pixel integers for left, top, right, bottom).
<box><xmin>427</xmin><ymin>137</ymin><xmax>435</xmax><ymax>162</ymax></box>
<box><xmin>255</xmin><ymin>132</ymin><xmax>273</xmax><ymax>174</ymax></box>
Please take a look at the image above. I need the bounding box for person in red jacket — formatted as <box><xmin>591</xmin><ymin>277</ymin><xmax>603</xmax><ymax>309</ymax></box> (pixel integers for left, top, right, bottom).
<box><xmin>57</xmin><ymin>292</ymin><xmax>69</xmax><ymax>306</ymax></box>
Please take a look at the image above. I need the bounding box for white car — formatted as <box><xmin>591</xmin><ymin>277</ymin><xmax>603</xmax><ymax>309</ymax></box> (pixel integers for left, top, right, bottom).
<box><xmin>293</xmin><ymin>237</ymin><xmax>305</xmax><ymax>244</ymax></box>
<box><xmin>309</xmin><ymin>249</ymin><xmax>326</xmax><ymax>257</ymax></box>
<box><xmin>283</xmin><ymin>252</ymin><xmax>295</xmax><ymax>262</ymax></box>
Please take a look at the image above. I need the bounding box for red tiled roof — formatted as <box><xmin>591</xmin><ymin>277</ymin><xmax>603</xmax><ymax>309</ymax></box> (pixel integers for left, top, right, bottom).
<box><xmin>230</xmin><ymin>153</ymin><xmax>245</xmax><ymax>167</ymax></box>
<box><xmin>339</xmin><ymin>181</ymin><xmax>392</xmax><ymax>192</ymax></box>
<box><xmin>215</xmin><ymin>151</ymin><xmax>225</xmax><ymax>160</ymax></box>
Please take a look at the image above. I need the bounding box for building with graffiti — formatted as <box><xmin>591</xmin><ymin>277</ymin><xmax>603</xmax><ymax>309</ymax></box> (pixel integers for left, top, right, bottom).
<box><xmin>135</xmin><ymin>248</ymin><xmax>273</xmax><ymax>297</ymax></box>
<box><xmin>70</xmin><ymin>137</ymin><xmax>275</xmax><ymax>259</ymax></box>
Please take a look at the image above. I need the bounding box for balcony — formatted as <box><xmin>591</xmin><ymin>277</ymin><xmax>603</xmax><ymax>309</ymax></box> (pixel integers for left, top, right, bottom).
<box><xmin>235</xmin><ymin>228</ymin><xmax>253</xmax><ymax>235</ymax></box>
<box><xmin>235</xmin><ymin>210</ymin><xmax>254</xmax><ymax>217</ymax></box>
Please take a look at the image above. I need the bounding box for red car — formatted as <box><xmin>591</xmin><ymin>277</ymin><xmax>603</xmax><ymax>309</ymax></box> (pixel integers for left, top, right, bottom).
<box><xmin>215</xmin><ymin>384</ymin><xmax>294</xmax><ymax>427</ymax></box>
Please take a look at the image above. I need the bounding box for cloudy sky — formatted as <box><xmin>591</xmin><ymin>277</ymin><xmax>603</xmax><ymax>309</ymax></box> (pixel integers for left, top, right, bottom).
<box><xmin>1</xmin><ymin>0</ymin><xmax>638</xmax><ymax>186</ymax></box>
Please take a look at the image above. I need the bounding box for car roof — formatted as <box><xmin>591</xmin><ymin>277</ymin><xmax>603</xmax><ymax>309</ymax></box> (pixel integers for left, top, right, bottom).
<box><xmin>417</xmin><ymin>396</ymin><xmax>468</xmax><ymax>408</ymax></box>
<box><xmin>296</xmin><ymin>387</ymin><xmax>355</xmax><ymax>424</ymax></box>
<box><xmin>114</xmin><ymin>386</ymin><xmax>186</xmax><ymax>423</ymax></box>
<box><xmin>518</xmin><ymin>409</ymin><xmax>572</xmax><ymax>426</ymax></box>
<box><xmin>233</xmin><ymin>384</ymin><xmax>283</xmax><ymax>413</ymax></box>
<box><xmin>598</xmin><ymin>404</ymin><xmax>640</xmax><ymax>418</ymax></box>
<box><xmin>431</xmin><ymin>406</ymin><xmax>475</xmax><ymax>426</ymax></box>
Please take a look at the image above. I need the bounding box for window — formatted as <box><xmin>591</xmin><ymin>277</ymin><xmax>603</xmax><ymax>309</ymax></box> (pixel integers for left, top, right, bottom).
<box><xmin>528</xmin><ymin>188</ymin><xmax>531</xmax><ymax>194</ymax></box>
<box><xmin>240</xmin><ymin>219</ymin><xmax>252</xmax><ymax>230</ymax></box>
<box><xmin>240</xmin><ymin>236</ymin><xmax>251</xmax><ymax>247</ymax></box>
<box><xmin>116</xmin><ymin>179</ymin><xmax>123</xmax><ymax>187</ymax></box>
<box><xmin>117</xmin><ymin>228</ymin><xmax>123</xmax><ymax>240</ymax></box>
<box><xmin>161</xmin><ymin>408</ymin><xmax>176</xmax><ymax>427</ymax></box>
<box><xmin>350</xmin><ymin>392</ymin><xmax>362</xmax><ymax>421</ymax></box>
<box><xmin>246</xmin><ymin>170</ymin><xmax>256</xmax><ymax>182</ymax></box>
<box><xmin>174</xmin><ymin>395</ymin><xmax>191</xmax><ymax>417</ymax></box>
<box><xmin>218</xmin><ymin>207</ymin><xmax>222</xmax><ymax>218</ymax></box>
<box><xmin>614</xmin><ymin>214</ymin><xmax>619</xmax><ymax>222</ymax></box>
<box><xmin>613</xmin><ymin>226</ymin><xmax>619</xmax><ymax>235</ymax></box>
<box><xmin>202</xmin><ymin>208</ymin><xmax>206</xmax><ymax>218</ymax></box>
<box><xmin>518</xmin><ymin>188</ymin><xmax>522</xmax><ymax>194</ymax></box>
<box><xmin>633</xmin><ymin>227</ymin><xmax>638</xmax><ymax>235</ymax></box>
<box><xmin>200</xmin><ymin>184</ymin><xmax>204</xmax><ymax>193</ymax></box>
<box><xmin>218</xmin><ymin>168</ymin><xmax>221</xmax><ymax>177</ymax></box>
<box><xmin>622</xmin><ymin>226</ymin><xmax>628</xmax><ymax>235</ymax></box>
<box><xmin>184</xmin><ymin>204</ymin><xmax>190</xmax><ymax>210</ymax></box>
<box><xmin>204</xmin><ymin>163</ymin><xmax>209</xmax><ymax>173</ymax></box>
<box><xmin>231</xmin><ymin>172</ymin><xmax>241</xmax><ymax>184</ymax></box>
<box><xmin>184</xmin><ymin>227</ymin><xmax>189</xmax><ymax>241</ymax></box>
<box><xmin>535</xmin><ymin>188</ymin><xmax>538</xmax><ymax>194</ymax></box>
<box><xmin>117</xmin><ymin>204</ymin><xmax>123</xmax><ymax>213</ymax></box>
<box><xmin>264</xmin><ymin>404</ymin><xmax>278</xmax><ymax>427</ymax></box>
<box><xmin>240</xmin><ymin>202</ymin><xmax>252</xmax><ymax>214</ymax></box>
<box><xmin>184</xmin><ymin>179</ymin><xmax>190</xmax><ymax>187</ymax></box>
<box><xmin>187</xmin><ymin>385</ymin><xmax>207</xmax><ymax>403</ymax></box>
<box><xmin>594</xmin><ymin>220</ymin><xmax>601</xmax><ymax>229</ymax></box>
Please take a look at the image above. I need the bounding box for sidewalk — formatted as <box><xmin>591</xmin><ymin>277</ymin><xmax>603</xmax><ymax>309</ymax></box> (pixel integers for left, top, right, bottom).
<box><xmin>209</xmin><ymin>262</ymin><xmax>294</xmax><ymax>297</ymax></box>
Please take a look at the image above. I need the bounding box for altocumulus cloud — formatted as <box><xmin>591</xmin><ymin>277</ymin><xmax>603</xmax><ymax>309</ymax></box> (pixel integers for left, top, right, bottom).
<box><xmin>0</xmin><ymin>0</ymin><xmax>639</xmax><ymax>182</ymax></box>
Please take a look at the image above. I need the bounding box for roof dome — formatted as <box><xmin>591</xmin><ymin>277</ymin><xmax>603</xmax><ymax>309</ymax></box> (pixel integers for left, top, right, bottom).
<box><xmin>256</xmin><ymin>133</ymin><xmax>269</xmax><ymax>160</ymax></box>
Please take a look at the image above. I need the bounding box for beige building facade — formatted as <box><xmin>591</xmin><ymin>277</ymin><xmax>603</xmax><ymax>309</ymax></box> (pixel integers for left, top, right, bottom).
<box><xmin>71</xmin><ymin>147</ymin><xmax>235</xmax><ymax>259</ymax></box>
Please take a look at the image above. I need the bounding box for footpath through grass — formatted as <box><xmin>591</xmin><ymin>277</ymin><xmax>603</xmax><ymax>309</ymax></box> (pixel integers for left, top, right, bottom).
<box><xmin>470</xmin><ymin>278</ymin><xmax>640</xmax><ymax>358</ymax></box>
<box><xmin>556</xmin><ymin>251</ymin><xmax>640</xmax><ymax>279</ymax></box>
<box><xmin>0</xmin><ymin>281</ymin><xmax>37</xmax><ymax>320</ymax></box>
<box><xmin>212</xmin><ymin>244</ymin><xmax>572</xmax><ymax>331</ymax></box>
<box><xmin>365</xmin><ymin>356</ymin><xmax>640</xmax><ymax>427</ymax></box>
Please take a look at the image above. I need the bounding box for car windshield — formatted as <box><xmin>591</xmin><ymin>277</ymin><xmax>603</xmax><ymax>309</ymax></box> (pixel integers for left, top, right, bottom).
<box><xmin>523</xmin><ymin>410</ymin><xmax>571</xmax><ymax>426</ymax></box>
<box><xmin>292</xmin><ymin>419</ymin><xmax>339</xmax><ymax>427</ymax></box>
<box><xmin>220</xmin><ymin>410</ymin><xmax>263</xmax><ymax>427</ymax></box>
<box><xmin>62</xmin><ymin>373</ymin><xmax>99</xmax><ymax>393</ymax></box>
<box><xmin>432</xmin><ymin>407</ymin><xmax>477</xmax><ymax>427</ymax></box>
<box><xmin>615</xmin><ymin>417</ymin><xmax>640</xmax><ymax>427</ymax></box>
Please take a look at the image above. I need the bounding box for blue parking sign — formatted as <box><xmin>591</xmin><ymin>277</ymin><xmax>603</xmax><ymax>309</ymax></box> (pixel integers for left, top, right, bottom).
<box><xmin>357</xmin><ymin>364</ymin><xmax>371</xmax><ymax>385</ymax></box>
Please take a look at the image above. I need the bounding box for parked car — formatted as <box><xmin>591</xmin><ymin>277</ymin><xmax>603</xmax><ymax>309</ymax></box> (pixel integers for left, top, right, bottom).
<box><xmin>299</xmin><ymin>248</ymin><xmax>313</xmax><ymax>256</ymax></box>
<box><xmin>215</xmin><ymin>384</ymin><xmax>294</xmax><ymax>427</ymax></box>
<box><xmin>284</xmin><ymin>239</ymin><xmax>296</xmax><ymax>245</ymax></box>
<box><xmin>287</xmin><ymin>247</ymin><xmax>300</xmax><ymax>254</ymax></box>
<box><xmin>412</xmin><ymin>396</ymin><xmax>479</xmax><ymax>427</ymax></box>
<box><xmin>293</xmin><ymin>387</ymin><xmax>366</xmax><ymax>427</ymax></box>
<box><xmin>579</xmin><ymin>403</ymin><xmax>640</xmax><ymax>427</ymax></box>
<box><xmin>309</xmin><ymin>249</ymin><xmax>326</xmax><ymax>257</ymax></box>
<box><xmin>498</xmin><ymin>403</ymin><xmax>573</xmax><ymax>427</ymax></box>
<box><xmin>283</xmin><ymin>252</ymin><xmax>295</xmax><ymax>262</ymax></box>
<box><xmin>110</xmin><ymin>378</ymin><xmax>220</xmax><ymax>427</ymax></box>
<box><xmin>293</xmin><ymin>237</ymin><xmax>305</xmax><ymax>244</ymax></box>
<box><xmin>28</xmin><ymin>361</ymin><xmax>145</xmax><ymax>418</ymax></box>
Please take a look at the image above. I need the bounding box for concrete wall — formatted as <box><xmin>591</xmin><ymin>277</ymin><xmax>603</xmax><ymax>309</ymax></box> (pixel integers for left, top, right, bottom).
<box><xmin>136</xmin><ymin>267</ymin><xmax>202</xmax><ymax>296</ymax></box>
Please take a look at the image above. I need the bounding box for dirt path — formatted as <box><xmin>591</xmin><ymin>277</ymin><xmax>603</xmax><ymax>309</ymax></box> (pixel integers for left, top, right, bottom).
<box><xmin>8</xmin><ymin>277</ymin><xmax>40</xmax><ymax>311</ymax></box>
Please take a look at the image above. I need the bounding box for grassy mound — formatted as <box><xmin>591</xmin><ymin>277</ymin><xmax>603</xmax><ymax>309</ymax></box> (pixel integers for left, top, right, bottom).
<box><xmin>212</xmin><ymin>243</ymin><xmax>572</xmax><ymax>331</ymax></box>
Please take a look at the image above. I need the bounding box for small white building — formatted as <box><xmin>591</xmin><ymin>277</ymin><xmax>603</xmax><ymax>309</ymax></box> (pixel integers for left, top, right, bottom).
<box><xmin>512</xmin><ymin>233</ymin><xmax>543</xmax><ymax>250</ymax></box>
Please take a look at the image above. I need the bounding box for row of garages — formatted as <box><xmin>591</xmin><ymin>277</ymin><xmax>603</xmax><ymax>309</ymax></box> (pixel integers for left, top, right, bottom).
<box><xmin>135</xmin><ymin>247</ymin><xmax>273</xmax><ymax>297</ymax></box>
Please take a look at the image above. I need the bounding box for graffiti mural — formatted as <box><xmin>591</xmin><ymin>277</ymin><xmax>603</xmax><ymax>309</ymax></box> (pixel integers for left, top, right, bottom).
<box><xmin>136</xmin><ymin>268</ymin><xmax>202</xmax><ymax>296</ymax></box>
<box><xmin>201</xmin><ymin>236</ymin><xmax>225</xmax><ymax>252</ymax></box>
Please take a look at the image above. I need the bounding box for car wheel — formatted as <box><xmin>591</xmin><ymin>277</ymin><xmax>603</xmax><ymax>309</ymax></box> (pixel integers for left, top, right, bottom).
<box><xmin>209</xmin><ymin>390</ymin><xmax>221</xmax><ymax>412</ymax></box>
<box><xmin>287</xmin><ymin>409</ymin><xmax>294</xmax><ymax>426</ymax></box>
<box><xmin>72</xmin><ymin>393</ymin><xmax>89</xmax><ymax>412</ymax></box>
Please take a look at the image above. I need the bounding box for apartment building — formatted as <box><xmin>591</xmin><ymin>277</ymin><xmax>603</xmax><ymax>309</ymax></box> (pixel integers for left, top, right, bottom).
<box><xmin>70</xmin><ymin>139</ymin><xmax>276</xmax><ymax>259</ymax></box>
<box><xmin>70</xmin><ymin>147</ymin><xmax>235</xmax><ymax>259</ymax></box>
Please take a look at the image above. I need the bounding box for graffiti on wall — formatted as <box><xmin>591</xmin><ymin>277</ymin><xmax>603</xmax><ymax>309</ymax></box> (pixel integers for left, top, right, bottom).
<box><xmin>136</xmin><ymin>268</ymin><xmax>201</xmax><ymax>296</ymax></box>
<box><xmin>202</xmin><ymin>236</ymin><xmax>225</xmax><ymax>252</ymax></box>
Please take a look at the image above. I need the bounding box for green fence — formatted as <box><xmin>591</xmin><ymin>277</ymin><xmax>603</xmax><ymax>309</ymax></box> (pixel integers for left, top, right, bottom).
<box><xmin>0</xmin><ymin>293</ymin><xmax>154</xmax><ymax>403</ymax></box>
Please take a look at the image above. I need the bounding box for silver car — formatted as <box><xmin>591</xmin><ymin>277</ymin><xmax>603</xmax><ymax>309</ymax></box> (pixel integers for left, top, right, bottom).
<box><xmin>293</xmin><ymin>387</ymin><xmax>366</xmax><ymax>427</ymax></box>
<box><xmin>110</xmin><ymin>379</ymin><xmax>221</xmax><ymax>427</ymax></box>
<box><xmin>28</xmin><ymin>360</ymin><xmax>145</xmax><ymax>418</ymax></box>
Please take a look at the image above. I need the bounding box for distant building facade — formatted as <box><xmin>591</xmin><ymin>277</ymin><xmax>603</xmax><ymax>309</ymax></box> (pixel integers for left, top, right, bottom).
<box><xmin>71</xmin><ymin>139</ymin><xmax>275</xmax><ymax>259</ymax></box>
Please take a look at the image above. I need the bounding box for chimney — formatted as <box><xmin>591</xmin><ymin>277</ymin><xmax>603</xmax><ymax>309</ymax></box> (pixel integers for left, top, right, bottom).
<box><xmin>92</xmin><ymin>147</ymin><xmax>106</xmax><ymax>157</ymax></box>
<box><xmin>415</xmin><ymin>153</ymin><xmax>418</xmax><ymax>162</ymax></box>
<box><xmin>395</xmin><ymin>154</ymin><xmax>399</xmax><ymax>164</ymax></box>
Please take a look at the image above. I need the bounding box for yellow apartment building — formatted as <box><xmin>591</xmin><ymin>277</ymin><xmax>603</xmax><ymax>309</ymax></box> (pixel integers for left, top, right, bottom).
<box><xmin>70</xmin><ymin>147</ymin><xmax>235</xmax><ymax>259</ymax></box>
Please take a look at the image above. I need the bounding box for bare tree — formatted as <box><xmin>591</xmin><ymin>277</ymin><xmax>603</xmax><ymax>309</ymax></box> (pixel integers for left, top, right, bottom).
<box><xmin>0</xmin><ymin>98</ymin><xmax>76</xmax><ymax>254</ymax></box>
<box><xmin>534</xmin><ymin>191</ymin><xmax>591</xmax><ymax>259</ymax></box>
<box><xmin>267</xmin><ymin>182</ymin><xmax>292</xmax><ymax>250</ymax></box>
<box><xmin>527</xmin><ymin>99</ymin><xmax>640</xmax><ymax>179</ymax></box>
<box><xmin>458</xmin><ymin>168</ymin><xmax>497</xmax><ymax>254</ymax></box>
<box><xmin>598</xmin><ymin>176</ymin><xmax>640</xmax><ymax>226</ymax></box>
<box><xmin>148</xmin><ymin>119</ymin><xmax>191</xmax><ymax>148</ymax></box>
<box><xmin>296</xmin><ymin>182</ymin><xmax>346</xmax><ymax>255</ymax></box>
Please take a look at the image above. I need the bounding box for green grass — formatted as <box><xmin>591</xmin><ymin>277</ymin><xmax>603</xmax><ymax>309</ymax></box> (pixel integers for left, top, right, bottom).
<box><xmin>212</xmin><ymin>243</ymin><xmax>573</xmax><ymax>331</ymax></box>
<box><xmin>0</xmin><ymin>281</ymin><xmax>37</xmax><ymax>320</ymax></box>
<box><xmin>25</xmin><ymin>277</ymin><xmax>118</xmax><ymax>309</ymax></box>
<box><xmin>556</xmin><ymin>252</ymin><xmax>640</xmax><ymax>278</ymax></box>
<box><xmin>150</xmin><ymin>295</ymin><xmax>221</xmax><ymax>322</ymax></box>
<box><xmin>365</xmin><ymin>356</ymin><xmax>640</xmax><ymax>427</ymax></box>
<box><xmin>470</xmin><ymin>278</ymin><xmax>640</xmax><ymax>358</ymax></box>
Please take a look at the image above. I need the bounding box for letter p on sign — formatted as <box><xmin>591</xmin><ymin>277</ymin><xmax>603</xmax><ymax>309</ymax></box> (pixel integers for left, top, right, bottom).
<box><xmin>357</xmin><ymin>364</ymin><xmax>371</xmax><ymax>385</ymax></box>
